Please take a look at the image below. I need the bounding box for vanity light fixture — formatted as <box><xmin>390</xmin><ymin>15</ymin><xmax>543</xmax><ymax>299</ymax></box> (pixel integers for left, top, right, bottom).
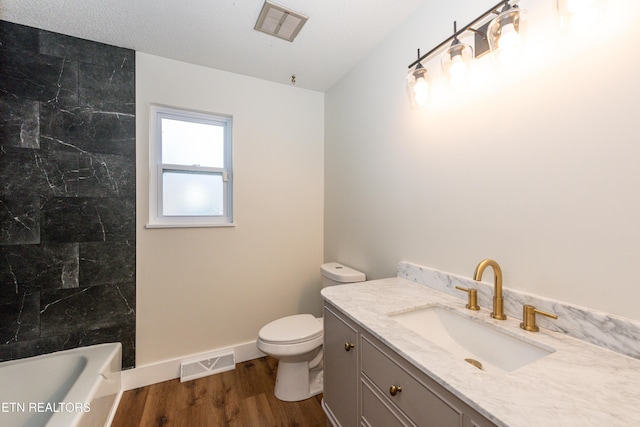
<box><xmin>555</xmin><ymin>0</ymin><xmax>607</xmax><ymax>32</ymax></box>
<box><xmin>406</xmin><ymin>50</ymin><xmax>432</xmax><ymax>108</ymax></box>
<box><xmin>487</xmin><ymin>2</ymin><xmax>526</xmax><ymax>64</ymax></box>
<box><xmin>441</xmin><ymin>21</ymin><xmax>474</xmax><ymax>89</ymax></box>
<box><xmin>405</xmin><ymin>0</ymin><xmax>612</xmax><ymax>108</ymax></box>
<box><xmin>406</xmin><ymin>0</ymin><xmax>525</xmax><ymax>107</ymax></box>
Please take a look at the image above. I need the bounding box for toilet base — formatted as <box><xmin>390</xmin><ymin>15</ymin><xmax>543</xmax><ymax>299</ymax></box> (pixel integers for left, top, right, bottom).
<box><xmin>274</xmin><ymin>361</ymin><xmax>323</xmax><ymax>402</ymax></box>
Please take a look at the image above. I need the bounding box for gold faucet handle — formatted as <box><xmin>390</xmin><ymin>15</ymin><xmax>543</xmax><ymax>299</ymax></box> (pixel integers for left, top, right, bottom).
<box><xmin>520</xmin><ymin>304</ymin><xmax>558</xmax><ymax>332</ymax></box>
<box><xmin>455</xmin><ymin>286</ymin><xmax>480</xmax><ymax>311</ymax></box>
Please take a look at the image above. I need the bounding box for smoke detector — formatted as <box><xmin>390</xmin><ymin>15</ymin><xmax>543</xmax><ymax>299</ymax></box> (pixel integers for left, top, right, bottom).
<box><xmin>254</xmin><ymin>1</ymin><xmax>308</xmax><ymax>42</ymax></box>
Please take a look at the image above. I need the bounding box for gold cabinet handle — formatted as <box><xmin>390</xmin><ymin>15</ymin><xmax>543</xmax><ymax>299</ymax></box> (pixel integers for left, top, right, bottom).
<box><xmin>344</xmin><ymin>342</ymin><xmax>355</xmax><ymax>351</ymax></box>
<box><xmin>520</xmin><ymin>304</ymin><xmax>558</xmax><ymax>332</ymax></box>
<box><xmin>455</xmin><ymin>286</ymin><xmax>480</xmax><ymax>310</ymax></box>
<box><xmin>389</xmin><ymin>385</ymin><xmax>402</xmax><ymax>396</ymax></box>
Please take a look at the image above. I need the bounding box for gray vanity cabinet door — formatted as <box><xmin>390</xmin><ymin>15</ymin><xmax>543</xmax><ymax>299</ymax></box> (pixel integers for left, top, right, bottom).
<box><xmin>323</xmin><ymin>305</ymin><xmax>359</xmax><ymax>427</ymax></box>
<box><xmin>361</xmin><ymin>380</ymin><xmax>412</xmax><ymax>427</ymax></box>
<box><xmin>361</xmin><ymin>334</ymin><xmax>497</xmax><ymax>427</ymax></box>
<box><xmin>361</xmin><ymin>337</ymin><xmax>461</xmax><ymax>426</ymax></box>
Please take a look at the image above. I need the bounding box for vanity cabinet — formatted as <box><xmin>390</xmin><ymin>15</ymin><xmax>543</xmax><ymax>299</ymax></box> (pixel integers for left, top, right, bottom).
<box><xmin>323</xmin><ymin>302</ymin><xmax>497</xmax><ymax>427</ymax></box>
<box><xmin>323</xmin><ymin>304</ymin><xmax>360</xmax><ymax>427</ymax></box>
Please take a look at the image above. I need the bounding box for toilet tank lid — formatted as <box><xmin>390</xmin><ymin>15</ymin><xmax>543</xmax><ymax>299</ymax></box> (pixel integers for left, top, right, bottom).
<box><xmin>321</xmin><ymin>262</ymin><xmax>366</xmax><ymax>283</ymax></box>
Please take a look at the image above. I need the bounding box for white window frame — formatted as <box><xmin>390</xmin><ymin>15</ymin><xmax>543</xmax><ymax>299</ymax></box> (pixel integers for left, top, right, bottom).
<box><xmin>147</xmin><ymin>105</ymin><xmax>234</xmax><ymax>228</ymax></box>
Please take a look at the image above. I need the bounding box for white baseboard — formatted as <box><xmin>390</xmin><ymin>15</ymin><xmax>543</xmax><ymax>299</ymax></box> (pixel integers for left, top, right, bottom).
<box><xmin>121</xmin><ymin>341</ymin><xmax>266</xmax><ymax>391</ymax></box>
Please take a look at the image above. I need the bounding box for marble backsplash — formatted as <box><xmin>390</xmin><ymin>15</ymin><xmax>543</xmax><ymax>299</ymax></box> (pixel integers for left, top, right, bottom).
<box><xmin>398</xmin><ymin>261</ymin><xmax>640</xmax><ymax>360</ymax></box>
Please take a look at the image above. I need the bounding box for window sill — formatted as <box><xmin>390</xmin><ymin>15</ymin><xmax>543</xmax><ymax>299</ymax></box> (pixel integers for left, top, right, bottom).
<box><xmin>145</xmin><ymin>222</ymin><xmax>236</xmax><ymax>229</ymax></box>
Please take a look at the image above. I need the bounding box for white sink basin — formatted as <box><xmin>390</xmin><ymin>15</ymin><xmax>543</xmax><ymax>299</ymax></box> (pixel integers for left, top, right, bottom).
<box><xmin>388</xmin><ymin>306</ymin><xmax>554</xmax><ymax>374</ymax></box>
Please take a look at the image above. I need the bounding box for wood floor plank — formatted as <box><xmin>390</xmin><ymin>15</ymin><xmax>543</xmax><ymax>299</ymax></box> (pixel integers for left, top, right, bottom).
<box><xmin>112</xmin><ymin>357</ymin><xmax>325</xmax><ymax>426</ymax></box>
<box><xmin>137</xmin><ymin>380</ymin><xmax>177</xmax><ymax>426</ymax></box>
<box><xmin>173</xmin><ymin>402</ymin><xmax>226</xmax><ymax>427</ymax></box>
<box><xmin>239</xmin><ymin>393</ymin><xmax>278</xmax><ymax>426</ymax></box>
<box><xmin>228</xmin><ymin>357</ymin><xmax>271</xmax><ymax>398</ymax></box>
<box><xmin>111</xmin><ymin>386</ymin><xmax>149</xmax><ymax>426</ymax></box>
<box><xmin>220</xmin><ymin>367</ymin><xmax>244</xmax><ymax>426</ymax></box>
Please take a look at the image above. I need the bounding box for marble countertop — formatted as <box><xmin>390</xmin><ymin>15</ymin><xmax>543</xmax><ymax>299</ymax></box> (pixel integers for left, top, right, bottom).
<box><xmin>322</xmin><ymin>277</ymin><xmax>640</xmax><ymax>427</ymax></box>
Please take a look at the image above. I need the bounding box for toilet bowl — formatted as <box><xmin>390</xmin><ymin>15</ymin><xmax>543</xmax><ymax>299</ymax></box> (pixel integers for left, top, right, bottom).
<box><xmin>256</xmin><ymin>262</ymin><xmax>366</xmax><ymax>402</ymax></box>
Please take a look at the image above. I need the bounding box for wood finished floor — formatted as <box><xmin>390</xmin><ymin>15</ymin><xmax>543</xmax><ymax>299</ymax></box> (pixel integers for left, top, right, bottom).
<box><xmin>111</xmin><ymin>356</ymin><xmax>326</xmax><ymax>427</ymax></box>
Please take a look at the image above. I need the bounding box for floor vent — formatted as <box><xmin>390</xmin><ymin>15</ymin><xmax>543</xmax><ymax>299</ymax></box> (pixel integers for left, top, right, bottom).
<box><xmin>180</xmin><ymin>350</ymin><xmax>236</xmax><ymax>383</ymax></box>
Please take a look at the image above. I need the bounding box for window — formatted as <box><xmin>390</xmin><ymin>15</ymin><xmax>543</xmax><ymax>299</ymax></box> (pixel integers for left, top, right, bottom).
<box><xmin>149</xmin><ymin>105</ymin><xmax>233</xmax><ymax>227</ymax></box>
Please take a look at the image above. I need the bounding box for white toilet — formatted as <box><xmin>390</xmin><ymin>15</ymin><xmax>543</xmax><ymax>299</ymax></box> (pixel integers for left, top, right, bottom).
<box><xmin>257</xmin><ymin>262</ymin><xmax>366</xmax><ymax>402</ymax></box>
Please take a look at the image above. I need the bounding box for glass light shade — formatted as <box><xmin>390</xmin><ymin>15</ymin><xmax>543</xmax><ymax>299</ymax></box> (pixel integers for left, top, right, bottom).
<box><xmin>555</xmin><ymin>0</ymin><xmax>607</xmax><ymax>32</ymax></box>
<box><xmin>487</xmin><ymin>7</ymin><xmax>526</xmax><ymax>64</ymax></box>
<box><xmin>441</xmin><ymin>42</ymin><xmax>473</xmax><ymax>89</ymax></box>
<box><xmin>406</xmin><ymin>65</ymin><xmax>432</xmax><ymax>108</ymax></box>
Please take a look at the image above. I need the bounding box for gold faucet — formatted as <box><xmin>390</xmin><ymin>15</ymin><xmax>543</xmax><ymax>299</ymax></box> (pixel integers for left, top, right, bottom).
<box><xmin>520</xmin><ymin>304</ymin><xmax>558</xmax><ymax>332</ymax></box>
<box><xmin>473</xmin><ymin>259</ymin><xmax>506</xmax><ymax>320</ymax></box>
<box><xmin>455</xmin><ymin>286</ymin><xmax>480</xmax><ymax>310</ymax></box>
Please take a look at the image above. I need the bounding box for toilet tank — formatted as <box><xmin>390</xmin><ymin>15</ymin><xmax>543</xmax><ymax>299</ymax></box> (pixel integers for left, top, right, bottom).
<box><xmin>321</xmin><ymin>262</ymin><xmax>366</xmax><ymax>288</ymax></box>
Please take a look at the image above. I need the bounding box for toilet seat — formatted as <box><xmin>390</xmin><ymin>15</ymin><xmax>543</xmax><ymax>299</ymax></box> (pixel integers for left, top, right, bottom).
<box><xmin>258</xmin><ymin>314</ymin><xmax>322</xmax><ymax>344</ymax></box>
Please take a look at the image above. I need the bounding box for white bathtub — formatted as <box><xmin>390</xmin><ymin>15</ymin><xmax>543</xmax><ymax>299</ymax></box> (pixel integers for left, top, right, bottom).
<box><xmin>0</xmin><ymin>343</ymin><xmax>122</xmax><ymax>427</ymax></box>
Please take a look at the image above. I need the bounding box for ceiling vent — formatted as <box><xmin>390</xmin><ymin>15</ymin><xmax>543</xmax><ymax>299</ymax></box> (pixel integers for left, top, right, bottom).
<box><xmin>254</xmin><ymin>1</ymin><xmax>308</xmax><ymax>42</ymax></box>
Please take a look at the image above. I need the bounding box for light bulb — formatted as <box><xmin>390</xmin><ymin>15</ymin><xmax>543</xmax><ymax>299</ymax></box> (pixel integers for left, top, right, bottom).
<box><xmin>447</xmin><ymin>54</ymin><xmax>468</xmax><ymax>90</ymax></box>
<box><xmin>498</xmin><ymin>22</ymin><xmax>521</xmax><ymax>51</ymax></box>
<box><xmin>448</xmin><ymin>54</ymin><xmax>467</xmax><ymax>79</ymax></box>
<box><xmin>413</xmin><ymin>77</ymin><xmax>429</xmax><ymax>106</ymax></box>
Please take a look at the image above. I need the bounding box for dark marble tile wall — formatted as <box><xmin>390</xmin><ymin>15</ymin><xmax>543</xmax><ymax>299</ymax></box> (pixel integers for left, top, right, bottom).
<box><xmin>0</xmin><ymin>20</ymin><xmax>136</xmax><ymax>368</ymax></box>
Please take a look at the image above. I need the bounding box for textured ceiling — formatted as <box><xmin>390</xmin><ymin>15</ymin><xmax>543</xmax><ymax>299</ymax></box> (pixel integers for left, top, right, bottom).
<box><xmin>1</xmin><ymin>0</ymin><xmax>428</xmax><ymax>91</ymax></box>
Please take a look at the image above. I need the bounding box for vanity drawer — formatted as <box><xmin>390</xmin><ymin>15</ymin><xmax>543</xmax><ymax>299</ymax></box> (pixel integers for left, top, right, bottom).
<box><xmin>361</xmin><ymin>378</ymin><xmax>412</xmax><ymax>427</ymax></box>
<box><xmin>361</xmin><ymin>337</ymin><xmax>462</xmax><ymax>427</ymax></box>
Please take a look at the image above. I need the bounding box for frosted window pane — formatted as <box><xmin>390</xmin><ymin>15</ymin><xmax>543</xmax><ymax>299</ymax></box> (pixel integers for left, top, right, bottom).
<box><xmin>161</xmin><ymin>118</ymin><xmax>224</xmax><ymax>167</ymax></box>
<box><xmin>163</xmin><ymin>171</ymin><xmax>223</xmax><ymax>216</ymax></box>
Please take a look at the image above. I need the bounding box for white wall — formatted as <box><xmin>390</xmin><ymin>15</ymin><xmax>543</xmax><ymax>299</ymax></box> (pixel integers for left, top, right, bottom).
<box><xmin>136</xmin><ymin>53</ymin><xmax>324</xmax><ymax>366</ymax></box>
<box><xmin>325</xmin><ymin>0</ymin><xmax>640</xmax><ymax>321</ymax></box>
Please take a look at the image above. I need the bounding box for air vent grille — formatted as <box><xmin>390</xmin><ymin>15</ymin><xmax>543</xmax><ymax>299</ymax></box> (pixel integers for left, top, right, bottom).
<box><xmin>254</xmin><ymin>1</ymin><xmax>308</xmax><ymax>42</ymax></box>
<box><xmin>180</xmin><ymin>350</ymin><xmax>235</xmax><ymax>382</ymax></box>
